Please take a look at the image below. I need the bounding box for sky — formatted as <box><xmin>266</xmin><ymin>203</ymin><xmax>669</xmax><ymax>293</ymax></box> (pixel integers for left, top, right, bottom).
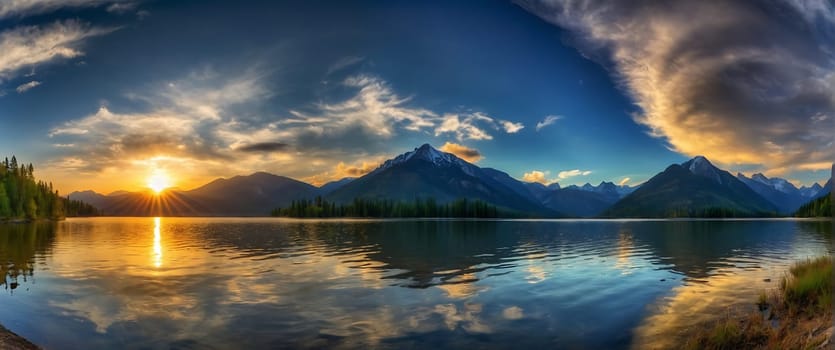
<box><xmin>0</xmin><ymin>0</ymin><xmax>832</xmax><ymax>194</ymax></box>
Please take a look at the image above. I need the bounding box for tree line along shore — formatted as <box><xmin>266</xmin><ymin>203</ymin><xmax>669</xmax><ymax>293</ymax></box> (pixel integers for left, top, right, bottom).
<box><xmin>0</xmin><ymin>156</ymin><xmax>98</xmax><ymax>222</ymax></box>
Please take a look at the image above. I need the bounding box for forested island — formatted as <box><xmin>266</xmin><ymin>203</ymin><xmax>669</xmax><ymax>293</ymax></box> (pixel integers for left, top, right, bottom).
<box><xmin>0</xmin><ymin>156</ymin><xmax>98</xmax><ymax>222</ymax></box>
<box><xmin>271</xmin><ymin>196</ymin><xmax>507</xmax><ymax>218</ymax></box>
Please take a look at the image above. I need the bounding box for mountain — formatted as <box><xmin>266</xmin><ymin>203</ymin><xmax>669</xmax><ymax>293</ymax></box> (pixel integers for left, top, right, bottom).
<box><xmin>480</xmin><ymin>168</ymin><xmax>542</xmax><ymax>204</ymax></box>
<box><xmin>539</xmin><ymin>188</ymin><xmax>617</xmax><ymax>217</ymax></box>
<box><xmin>523</xmin><ymin>181</ymin><xmax>634</xmax><ymax>217</ymax></box>
<box><xmin>76</xmin><ymin>172</ymin><xmax>319</xmax><ymax>216</ymax></box>
<box><xmin>815</xmin><ymin>178</ymin><xmax>832</xmax><ymax>199</ymax></box>
<box><xmin>524</xmin><ymin>182</ymin><xmax>561</xmax><ymax>202</ymax></box>
<box><xmin>736</xmin><ymin>173</ymin><xmax>806</xmax><ymax>214</ymax></box>
<box><xmin>604</xmin><ymin>156</ymin><xmax>777</xmax><ymax>217</ymax></box>
<box><xmin>68</xmin><ymin>190</ymin><xmax>109</xmax><ymax>209</ymax></box>
<box><xmin>566</xmin><ymin>181</ymin><xmax>636</xmax><ymax>202</ymax></box>
<box><xmin>799</xmin><ymin>183</ymin><xmax>824</xmax><ymax>199</ymax></box>
<box><xmin>533</xmin><ymin>181</ymin><xmax>633</xmax><ymax>217</ymax></box>
<box><xmin>326</xmin><ymin>144</ymin><xmax>553</xmax><ymax>215</ymax></box>
<box><xmin>317</xmin><ymin>177</ymin><xmax>354</xmax><ymax>196</ymax></box>
<box><xmin>184</xmin><ymin>172</ymin><xmax>318</xmax><ymax>215</ymax></box>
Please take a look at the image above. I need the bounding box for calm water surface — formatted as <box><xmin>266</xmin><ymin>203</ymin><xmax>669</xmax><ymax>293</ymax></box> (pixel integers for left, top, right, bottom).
<box><xmin>0</xmin><ymin>218</ymin><xmax>831</xmax><ymax>349</ymax></box>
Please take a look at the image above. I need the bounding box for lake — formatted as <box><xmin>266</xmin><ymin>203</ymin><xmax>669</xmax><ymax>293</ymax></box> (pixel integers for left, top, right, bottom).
<box><xmin>0</xmin><ymin>218</ymin><xmax>831</xmax><ymax>349</ymax></box>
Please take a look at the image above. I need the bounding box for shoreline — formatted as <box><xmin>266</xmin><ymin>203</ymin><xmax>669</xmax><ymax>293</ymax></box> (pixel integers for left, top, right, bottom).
<box><xmin>0</xmin><ymin>325</ymin><xmax>38</xmax><ymax>350</ymax></box>
<box><xmin>684</xmin><ymin>257</ymin><xmax>834</xmax><ymax>349</ymax></box>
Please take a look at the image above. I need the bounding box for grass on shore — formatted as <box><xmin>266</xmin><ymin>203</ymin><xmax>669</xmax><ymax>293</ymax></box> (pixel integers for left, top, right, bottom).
<box><xmin>685</xmin><ymin>256</ymin><xmax>833</xmax><ymax>350</ymax></box>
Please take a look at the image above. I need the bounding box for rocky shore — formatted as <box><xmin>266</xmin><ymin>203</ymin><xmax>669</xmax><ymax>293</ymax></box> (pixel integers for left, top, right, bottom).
<box><xmin>0</xmin><ymin>325</ymin><xmax>38</xmax><ymax>349</ymax></box>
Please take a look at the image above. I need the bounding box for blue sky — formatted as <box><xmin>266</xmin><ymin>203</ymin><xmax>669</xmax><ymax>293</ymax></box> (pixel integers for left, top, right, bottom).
<box><xmin>0</xmin><ymin>0</ymin><xmax>831</xmax><ymax>193</ymax></box>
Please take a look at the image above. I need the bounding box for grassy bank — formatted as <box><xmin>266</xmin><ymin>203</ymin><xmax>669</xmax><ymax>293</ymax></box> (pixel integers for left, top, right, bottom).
<box><xmin>685</xmin><ymin>256</ymin><xmax>833</xmax><ymax>349</ymax></box>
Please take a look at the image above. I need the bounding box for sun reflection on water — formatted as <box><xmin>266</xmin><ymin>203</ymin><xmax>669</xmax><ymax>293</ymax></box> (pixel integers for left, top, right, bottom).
<box><xmin>153</xmin><ymin>217</ymin><xmax>162</xmax><ymax>268</ymax></box>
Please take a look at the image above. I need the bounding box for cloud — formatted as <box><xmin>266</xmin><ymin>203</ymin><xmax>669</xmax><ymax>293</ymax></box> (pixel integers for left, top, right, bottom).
<box><xmin>15</xmin><ymin>80</ymin><xmax>40</xmax><ymax>93</ymax></box>
<box><xmin>0</xmin><ymin>0</ymin><xmax>134</xmax><ymax>18</ymax></box>
<box><xmin>105</xmin><ymin>1</ymin><xmax>137</xmax><ymax>13</ymax></box>
<box><xmin>288</xmin><ymin>75</ymin><xmax>522</xmax><ymax>145</ymax></box>
<box><xmin>46</xmin><ymin>69</ymin><xmax>273</xmax><ymax>180</ymax></box>
<box><xmin>618</xmin><ymin>177</ymin><xmax>630</xmax><ymax>186</ymax></box>
<box><xmin>236</xmin><ymin>142</ymin><xmax>289</xmax><ymax>153</ymax></box>
<box><xmin>535</xmin><ymin>115</ymin><xmax>561</xmax><ymax>131</ymax></box>
<box><xmin>519</xmin><ymin>0</ymin><xmax>835</xmax><ymax>172</ymax></box>
<box><xmin>44</xmin><ymin>70</ymin><xmax>521</xmax><ymax>192</ymax></box>
<box><xmin>557</xmin><ymin>169</ymin><xmax>591</xmax><ymax>179</ymax></box>
<box><xmin>303</xmin><ymin>158</ymin><xmax>386</xmax><ymax>186</ymax></box>
<box><xmin>439</xmin><ymin>142</ymin><xmax>483</xmax><ymax>163</ymax></box>
<box><xmin>500</xmin><ymin>120</ymin><xmax>524</xmax><ymax>133</ymax></box>
<box><xmin>0</xmin><ymin>20</ymin><xmax>114</xmax><ymax>81</ymax></box>
<box><xmin>502</xmin><ymin>306</ymin><xmax>524</xmax><ymax>320</ymax></box>
<box><xmin>326</xmin><ymin>56</ymin><xmax>364</xmax><ymax>75</ymax></box>
<box><xmin>434</xmin><ymin>112</ymin><xmax>495</xmax><ymax>141</ymax></box>
<box><xmin>522</xmin><ymin>170</ymin><xmax>557</xmax><ymax>185</ymax></box>
<box><xmin>289</xmin><ymin>75</ymin><xmax>437</xmax><ymax>138</ymax></box>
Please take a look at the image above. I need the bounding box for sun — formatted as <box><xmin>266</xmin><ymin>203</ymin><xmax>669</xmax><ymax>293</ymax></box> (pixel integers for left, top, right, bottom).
<box><xmin>147</xmin><ymin>170</ymin><xmax>172</xmax><ymax>194</ymax></box>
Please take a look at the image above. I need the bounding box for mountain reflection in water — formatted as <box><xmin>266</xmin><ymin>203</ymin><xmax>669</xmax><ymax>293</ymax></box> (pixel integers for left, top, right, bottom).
<box><xmin>0</xmin><ymin>218</ymin><xmax>830</xmax><ymax>349</ymax></box>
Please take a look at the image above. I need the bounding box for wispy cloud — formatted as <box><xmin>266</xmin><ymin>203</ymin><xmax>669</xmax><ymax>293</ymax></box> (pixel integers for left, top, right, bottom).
<box><xmin>289</xmin><ymin>75</ymin><xmax>437</xmax><ymax>137</ymax></box>
<box><xmin>535</xmin><ymin>115</ymin><xmax>561</xmax><ymax>131</ymax></box>
<box><xmin>520</xmin><ymin>0</ymin><xmax>835</xmax><ymax>172</ymax></box>
<box><xmin>15</xmin><ymin>80</ymin><xmax>40</xmax><ymax>93</ymax></box>
<box><xmin>289</xmin><ymin>75</ymin><xmax>522</xmax><ymax>143</ymax></box>
<box><xmin>557</xmin><ymin>169</ymin><xmax>591</xmax><ymax>179</ymax></box>
<box><xmin>0</xmin><ymin>0</ymin><xmax>135</xmax><ymax>18</ymax></box>
<box><xmin>326</xmin><ymin>56</ymin><xmax>364</xmax><ymax>75</ymax></box>
<box><xmin>0</xmin><ymin>20</ymin><xmax>114</xmax><ymax>82</ymax></box>
<box><xmin>439</xmin><ymin>142</ymin><xmax>483</xmax><ymax>163</ymax></box>
<box><xmin>105</xmin><ymin>1</ymin><xmax>137</xmax><ymax>14</ymax></box>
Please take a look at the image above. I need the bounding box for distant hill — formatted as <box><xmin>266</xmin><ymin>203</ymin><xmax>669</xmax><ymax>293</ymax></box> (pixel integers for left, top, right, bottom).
<box><xmin>520</xmin><ymin>181</ymin><xmax>634</xmax><ymax>217</ymax></box>
<box><xmin>325</xmin><ymin>144</ymin><xmax>554</xmax><ymax>216</ymax></box>
<box><xmin>539</xmin><ymin>188</ymin><xmax>617</xmax><ymax>217</ymax></box>
<box><xmin>317</xmin><ymin>178</ymin><xmax>354</xmax><ymax>196</ymax></box>
<box><xmin>70</xmin><ymin>172</ymin><xmax>318</xmax><ymax>216</ymax></box>
<box><xmin>604</xmin><ymin>156</ymin><xmax>777</xmax><ymax>217</ymax></box>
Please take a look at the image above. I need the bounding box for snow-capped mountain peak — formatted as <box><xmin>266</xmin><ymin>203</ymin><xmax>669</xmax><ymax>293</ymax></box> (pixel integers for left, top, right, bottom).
<box><xmin>371</xmin><ymin>143</ymin><xmax>476</xmax><ymax>176</ymax></box>
<box><xmin>740</xmin><ymin>172</ymin><xmax>799</xmax><ymax>195</ymax></box>
<box><xmin>799</xmin><ymin>183</ymin><xmax>825</xmax><ymax>198</ymax></box>
<box><xmin>751</xmin><ymin>173</ymin><xmax>770</xmax><ymax>184</ymax></box>
<box><xmin>682</xmin><ymin>156</ymin><xmax>723</xmax><ymax>184</ymax></box>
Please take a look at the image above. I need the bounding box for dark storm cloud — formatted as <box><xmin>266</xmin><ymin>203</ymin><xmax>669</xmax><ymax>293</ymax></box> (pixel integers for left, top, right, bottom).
<box><xmin>236</xmin><ymin>142</ymin><xmax>289</xmax><ymax>153</ymax></box>
<box><xmin>519</xmin><ymin>0</ymin><xmax>835</xmax><ymax>172</ymax></box>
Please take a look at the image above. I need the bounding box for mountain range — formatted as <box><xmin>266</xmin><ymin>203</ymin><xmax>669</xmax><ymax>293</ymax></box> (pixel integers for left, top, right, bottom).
<box><xmin>70</xmin><ymin>144</ymin><xmax>832</xmax><ymax>218</ymax></box>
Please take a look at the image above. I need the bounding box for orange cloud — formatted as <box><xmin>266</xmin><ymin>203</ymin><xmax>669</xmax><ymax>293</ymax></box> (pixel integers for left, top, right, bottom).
<box><xmin>304</xmin><ymin>158</ymin><xmax>385</xmax><ymax>186</ymax></box>
<box><xmin>439</xmin><ymin>142</ymin><xmax>483</xmax><ymax>163</ymax></box>
<box><xmin>522</xmin><ymin>170</ymin><xmax>555</xmax><ymax>185</ymax></box>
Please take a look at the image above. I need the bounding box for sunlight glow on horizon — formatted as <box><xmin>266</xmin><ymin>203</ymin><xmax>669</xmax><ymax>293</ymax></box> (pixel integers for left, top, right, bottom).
<box><xmin>147</xmin><ymin>169</ymin><xmax>173</xmax><ymax>194</ymax></box>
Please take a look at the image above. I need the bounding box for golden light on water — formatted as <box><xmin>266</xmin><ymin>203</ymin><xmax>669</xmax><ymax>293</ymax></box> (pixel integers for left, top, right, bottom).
<box><xmin>153</xmin><ymin>217</ymin><xmax>163</xmax><ymax>268</ymax></box>
<box><xmin>147</xmin><ymin>169</ymin><xmax>173</xmax><ymax>194</ymax></box>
